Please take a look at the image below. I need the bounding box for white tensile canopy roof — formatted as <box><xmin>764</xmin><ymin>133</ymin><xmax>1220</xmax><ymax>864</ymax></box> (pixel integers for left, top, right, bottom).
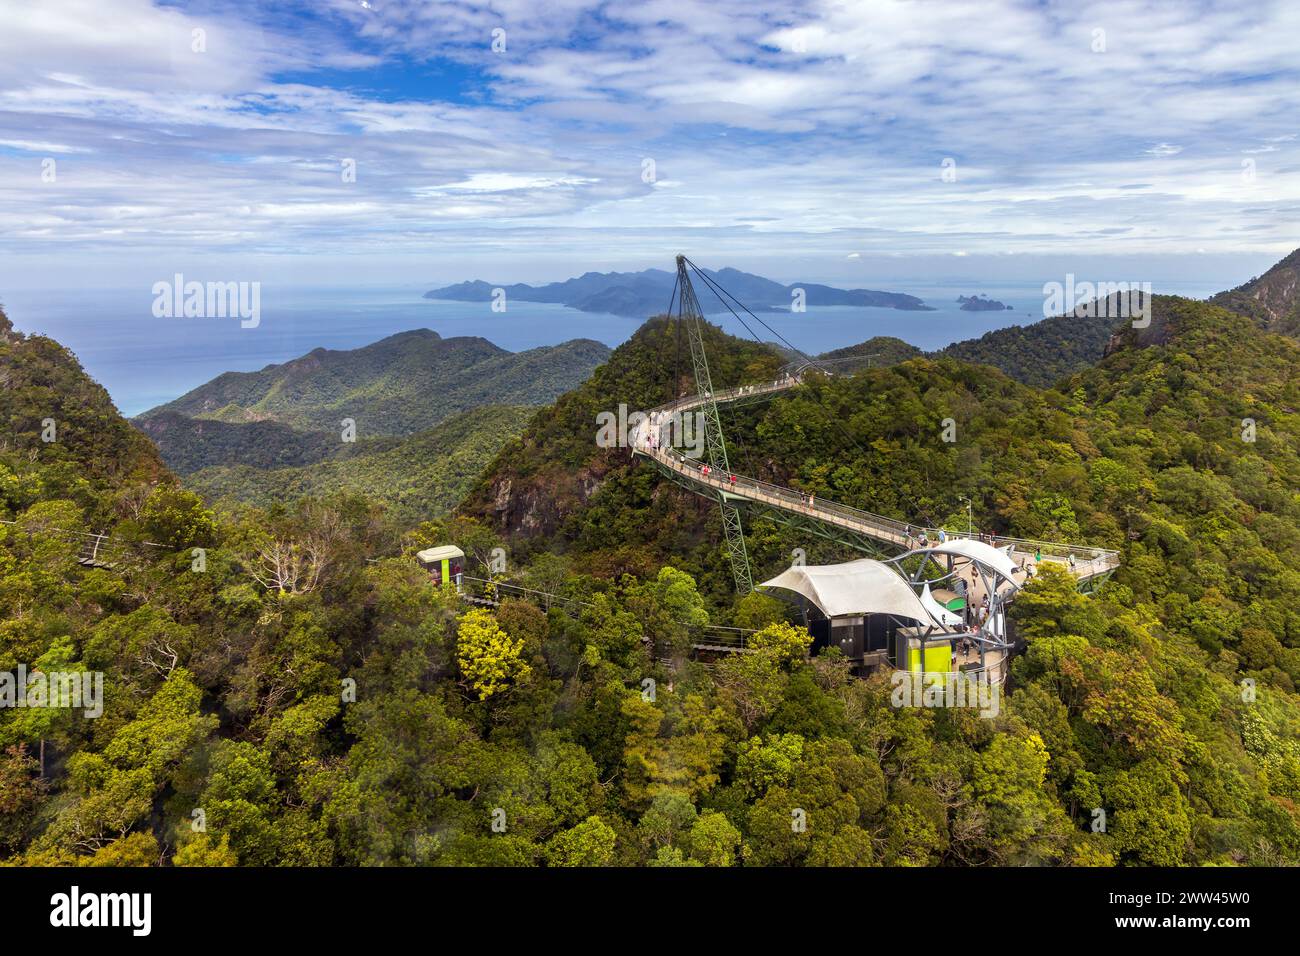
<box><xmin>925</xmin><ymin>538</ymin><xmax>1019</xmax><ymax>581</ymax></box>
<box><xmin>921</xmin><ymin>582</ymin><xmax>963</xmax><ymax>627</ymax></box>
<box><xmin>759</xmin><ymin>558</ymin><xmax>936</xmax><ymax>622</ymax></box>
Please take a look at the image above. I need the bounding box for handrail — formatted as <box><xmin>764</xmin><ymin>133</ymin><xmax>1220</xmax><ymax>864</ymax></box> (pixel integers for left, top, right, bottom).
<box><xmin>0</xmin><ymin>519</ymin><xmax>171</xmax><ymax>560</ymax></box>
<box><xmin>632</xmin><ymin>373</ymin><xmax>1120</xmax><ymax>580</ymax></box>
<box><xmin>780</xmin><ymin>355</ymin><xmax>876</xmax><ymax>376</ymax></box>
<box><xmin>458</xmin><ymin>575</ymin><xmax>758</xmax><ymax>647</ymax></box>
<box><xmin>460</xmin><ymin>575</ymin><xmax>595</xmax><ymax>613</ymax></box>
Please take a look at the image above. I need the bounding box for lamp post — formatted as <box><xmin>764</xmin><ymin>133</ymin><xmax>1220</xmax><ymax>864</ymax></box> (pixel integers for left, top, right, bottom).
<box><xmin>959</xmin><ymin>496</ymin><xmax>973</xmax><ymax>535</ymax></box>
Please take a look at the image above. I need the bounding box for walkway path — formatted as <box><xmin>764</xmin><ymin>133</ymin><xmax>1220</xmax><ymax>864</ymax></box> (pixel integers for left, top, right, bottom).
<box><xmin>631</xmin><ymin>373</ymin><xmax>1120</xmax><ymax>585</ymax></box>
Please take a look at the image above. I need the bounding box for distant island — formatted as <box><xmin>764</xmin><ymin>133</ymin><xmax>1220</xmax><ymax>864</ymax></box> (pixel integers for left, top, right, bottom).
<box><xmin>957</xmin><ymin>294</ymin><xmax>1014</xmax><ymax>312</ymax></box>
<box><xmin>425</xmin><ymin>266</ymin><xmax>934</xmax><ymax>319</ymax></box>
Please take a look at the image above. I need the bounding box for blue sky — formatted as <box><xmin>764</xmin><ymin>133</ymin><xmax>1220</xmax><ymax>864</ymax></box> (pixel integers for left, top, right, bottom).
<box><xmin>0</xmin><ymin>0</ymin><xmax>1297</xmax><ymax>291</ymax></box>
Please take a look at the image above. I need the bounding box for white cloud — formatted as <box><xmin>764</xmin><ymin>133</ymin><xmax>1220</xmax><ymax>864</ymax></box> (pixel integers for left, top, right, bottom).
<box><xmin>0</xmin><ymin>0</ymin><xmax>1297</xmax><ymax>276</ymax></box>
<box><xmin>423</xmin><ymin>173</ymin><xmax>599</xmax><ymax>193</ymax></box>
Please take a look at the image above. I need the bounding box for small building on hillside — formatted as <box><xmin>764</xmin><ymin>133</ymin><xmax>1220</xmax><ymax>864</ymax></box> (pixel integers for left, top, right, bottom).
<box><xmin>759</xmin><ymin>545</ymin><xmax>1023</xmax><ymax>683</ymax></box>
<box><xmin>759</xmin><ymin>558</ymin><xmax>962</xmax><ymax>677</ymax></box>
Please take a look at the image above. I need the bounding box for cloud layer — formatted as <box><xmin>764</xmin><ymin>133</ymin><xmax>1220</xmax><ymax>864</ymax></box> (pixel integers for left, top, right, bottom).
<box><xmin>1</xmin><ymin>0</ymin><xmax>1297</xmax><ymax>282</ymax></box>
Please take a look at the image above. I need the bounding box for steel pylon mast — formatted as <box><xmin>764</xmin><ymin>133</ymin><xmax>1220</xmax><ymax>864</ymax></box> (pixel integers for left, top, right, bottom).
<box><xmin>675</xmin><ymin>255</ymin><xmax>753</xmax><ymax>594</ymax></box>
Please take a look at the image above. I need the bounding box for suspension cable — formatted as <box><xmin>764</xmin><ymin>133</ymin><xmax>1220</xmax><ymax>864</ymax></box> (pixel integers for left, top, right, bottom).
<box><xmin>666</xmin><ymin>269</ymin><xmax>681</xmax><ymax>404</ymax></box>
<box><xmin>681</xmin><ymin>258</ymin><xmax>940</xmax><ymax>526</ymax></box>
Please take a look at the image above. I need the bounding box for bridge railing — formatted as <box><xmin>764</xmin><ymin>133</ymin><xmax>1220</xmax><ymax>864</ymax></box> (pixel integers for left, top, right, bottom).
<box><xmin>656</xmin><ymin>451</ymin><xmax>910</xmax><ymax>539</ymax></box>
<box><xmin>656</xmin><ymin>453</ymin><xmax>1119</xmax><ymax>570</ymax></box>
<box><xmin>634</xmin><ymin>390</ymin><xmax>1120</xmax><ymax>575</ymax></box>
<box><xmin>692</xmin><ymin>626</ymin><xmax>752</xmax><ymax>650</ymax></box>
<box><xmin>0</xmin><ymin>519</ymin><xmax>170</xmax><ymax>565</ymax></box>
<box><xmin>458</xmin><ymin>575</ymin><xmax>758</xmax><ymax>648</ymax></box>
<box><xmin>459</xmin><ymin>575</ymin><xmax>595</xmax><ymax>614</ymax></box>
<box><xmin>636</xmin><ymin>369</ymin><xmax>1119</xmax><ymax>576</ymax></box>
<box><xmin>645</xmin><ymin>375</ymin><xmax>802</xmax><ymax>419</ymax></box>
<box><xmin>780</xmin><ymin>355</ymin><xmax>874</xmax><ymax>376</ymax></box>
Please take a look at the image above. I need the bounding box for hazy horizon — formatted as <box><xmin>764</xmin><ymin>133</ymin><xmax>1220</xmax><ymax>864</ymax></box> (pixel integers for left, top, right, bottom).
<box><xmin>0</xmin><ymin>250</ymin><xmax>1280</xmax><ymax>297</ymax></box>
<box><xmin>3</xmin><ymin>265</ymin><xmax>1234</xmax><ymax>418</ymax></box>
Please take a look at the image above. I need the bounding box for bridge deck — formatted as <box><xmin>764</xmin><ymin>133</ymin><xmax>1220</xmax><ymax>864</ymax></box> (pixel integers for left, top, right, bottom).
<box><xmin>632</xmin><ymin>374</ymin><xmax>1119</xmax><ymax>584</ymax></box>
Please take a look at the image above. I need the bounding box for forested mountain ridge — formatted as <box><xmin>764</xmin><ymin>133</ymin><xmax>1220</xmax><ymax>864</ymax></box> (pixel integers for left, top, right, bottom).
<box><xmin>816</xmin><ymin>336</ymin><xmax>922</xmax><ymax>371</ymax></box>
<box><xmin>1</xmin><ymin>307</ymin><xmax>170</xmax><ymax>521</ymax></box>
<box><xmin>131</xmin><ymin>330</ymin><xmax>611</xmax><ymax>516</ymax></box>
<box><xmin>184</xmin><ymin>405</ymin><xmax>528</xmax><ymax>526</ymax></box>
<box><xmin>452</xmin><ymin>294</ymin><xmax>1300</xmax><ymax>865</ymax></box>
<box><xmin>3</xmin><ymin>289</ymin><xmax>1300</xmax><ymax>867</ymax></box>
<box><xmin>134</xmin><ymin>410</ymin><xmax>402</xmax><ymax>474</ymax></box>
<box><xmin>134</xmin><ymin>330</ymin><xmax>609</xmax><ymax>462</ymax></box>
<box><xmin>916</xmin><ymin>247</ymin><xmax>1300</xmax><ymax>388</ymax></box>
<box><xmin>458</xmin><ymin>316</ymin><xmax>782</xmax><ymax>552</ymax></box>
<box><xmin>937</xmin><ymin>307</ymin><xmax>1123</xmax><ymax>387</ymax></box>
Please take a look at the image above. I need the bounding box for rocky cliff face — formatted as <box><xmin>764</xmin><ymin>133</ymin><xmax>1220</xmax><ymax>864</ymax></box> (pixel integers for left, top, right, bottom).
<box><xmin>481</xmin><ymin>468</ymin><xmax>609</xmax><ymax>538</ymax></box>
<box><xmin>1102</xmin><ymin>294</ymin><xmax>1176</xmax><ymax>358</ymax></box>
<box><xmin>1211</xmin><ymin>248</ymin><xmax>1300</xmax><ymax>337</ymax></box>
<box><xmin>456</xmin><ymin>316</ymin><xmax>782</xmax><ymax>555</ymax></box>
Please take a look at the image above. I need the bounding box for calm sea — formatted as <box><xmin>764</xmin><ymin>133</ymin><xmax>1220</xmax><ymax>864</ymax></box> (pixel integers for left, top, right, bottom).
<box><xmin>1</xmin><ymin>280</ymin><xmax>1221</xmax><ymax>418</ymax></box>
